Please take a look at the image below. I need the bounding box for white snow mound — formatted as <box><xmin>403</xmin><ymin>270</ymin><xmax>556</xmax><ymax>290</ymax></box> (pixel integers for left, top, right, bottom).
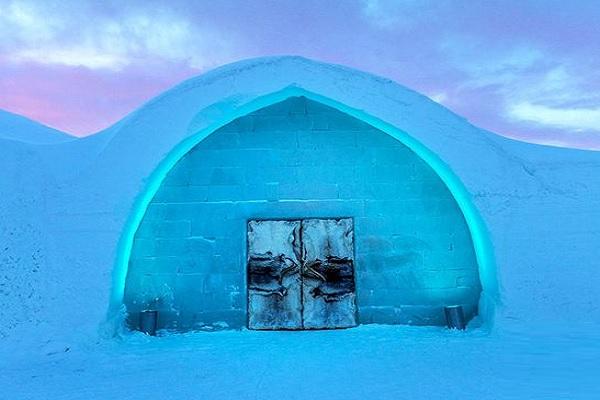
<box><xmin>0</xmin><ymin>109</ymin><xmax>75</xmax><ymax>144</ymax></box>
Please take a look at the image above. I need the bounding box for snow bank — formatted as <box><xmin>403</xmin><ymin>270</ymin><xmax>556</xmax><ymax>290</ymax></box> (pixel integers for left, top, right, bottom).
<box><xmin>1</xmin><ymin>56</ymin><xmax>599</xmax><ymax>352</ymax></box>
<box><xmin>0</xmin><ymin>110</ymin><xmax>75</xmax><ymax>144</ymax></box>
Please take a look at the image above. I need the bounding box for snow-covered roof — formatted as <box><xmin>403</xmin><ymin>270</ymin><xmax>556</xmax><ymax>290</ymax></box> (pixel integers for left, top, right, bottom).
<box><xmin>98</xmin><ymin>56</ymin><xmax>501</xmax><ymax>182</ymax></box>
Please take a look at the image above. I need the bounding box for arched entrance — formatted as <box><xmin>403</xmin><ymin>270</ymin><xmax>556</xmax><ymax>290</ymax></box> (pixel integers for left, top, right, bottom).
<box><xmin>113</xmin><ymin>93</ymin><xmax>496</xmax><ymax>332</ymax></box>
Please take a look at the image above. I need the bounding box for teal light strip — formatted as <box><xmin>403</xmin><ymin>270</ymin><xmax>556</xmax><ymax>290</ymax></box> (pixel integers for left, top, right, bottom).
<box><xmin>108</xmin><ymin>86</ymin><xmax>499</xmax><ymax>326</ymax></box>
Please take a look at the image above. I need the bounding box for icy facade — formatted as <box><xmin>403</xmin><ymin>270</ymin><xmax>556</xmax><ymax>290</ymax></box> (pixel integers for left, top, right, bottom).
<box><xmin>124</xmin><ymin>96</ymin><xmax>481</xmax><ymax>331</ymax></box>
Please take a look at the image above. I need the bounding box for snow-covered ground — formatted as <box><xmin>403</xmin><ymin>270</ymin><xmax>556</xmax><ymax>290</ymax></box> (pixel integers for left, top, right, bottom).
<box><xmin>3</xmin><ymin>324</ymin><xmax>599</xmax><ymax>399</ymax></box>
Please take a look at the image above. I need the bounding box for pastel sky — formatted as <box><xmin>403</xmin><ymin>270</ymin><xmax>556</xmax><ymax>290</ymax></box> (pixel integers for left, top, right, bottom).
<box><xmin>1</xmin><ymin>0</ymin><xmax>599</xmax><ymax>149</ymax></box>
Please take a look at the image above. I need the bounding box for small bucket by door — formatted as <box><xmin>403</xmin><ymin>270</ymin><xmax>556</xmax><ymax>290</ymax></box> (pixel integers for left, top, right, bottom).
<box><xmin>444</xmin><ymin>305</ymin><xmax>466</xmax><ymax>330</ymax></box>
<box><xmin>139</xmin><ymin>310</ymin><xmax>158</xmax><ymax>336</ymax></box>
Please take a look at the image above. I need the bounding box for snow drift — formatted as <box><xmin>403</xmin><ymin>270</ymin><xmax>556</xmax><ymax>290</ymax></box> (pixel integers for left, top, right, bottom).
<box><xmin>0</xmin><ymin>109</ymin><xmax>75</xmax><ymax>144</ymax></box>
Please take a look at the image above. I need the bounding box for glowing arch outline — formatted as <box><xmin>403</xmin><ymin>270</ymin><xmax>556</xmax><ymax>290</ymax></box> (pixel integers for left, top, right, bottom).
<box><xmin>108</xmin><ymin>86</ymin><xmax>499</xmax><ymax>327</ymax></box>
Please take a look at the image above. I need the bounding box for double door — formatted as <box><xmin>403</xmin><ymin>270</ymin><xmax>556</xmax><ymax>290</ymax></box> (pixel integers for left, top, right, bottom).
<box><xmin>247</xmin><ymin>218</ymin><xmax>357</xmax><ymax>330</ymax></box>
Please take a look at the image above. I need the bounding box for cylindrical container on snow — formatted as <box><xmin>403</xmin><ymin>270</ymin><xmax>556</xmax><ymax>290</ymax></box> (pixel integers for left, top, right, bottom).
<box><xmin>444</xmin><ymin>305</ymin><xmax>466</xmax><ymax>330</ymax></box>
<box><xmin>139</xmin><ymin>310</ymin><xmax>158</xmax><ymax>336</ymax></box>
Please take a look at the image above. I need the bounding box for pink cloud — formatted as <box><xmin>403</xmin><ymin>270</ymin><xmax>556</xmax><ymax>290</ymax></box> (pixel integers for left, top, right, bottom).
<box><xmin>0</xmin><ymin>62</ymin><xmax>198</xmax><ymax>135</ymax></box>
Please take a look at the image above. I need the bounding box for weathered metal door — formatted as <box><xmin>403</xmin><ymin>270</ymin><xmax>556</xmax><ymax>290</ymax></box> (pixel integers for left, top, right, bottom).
<box><xmin>301</xmin><ymin>218</ymin><xmax>357</xmax><ymax>329</ymax></box>
<box><xmin>247</xmin><ymin>218</ymin><xmax>357</xmax><ymax>330</ymax></box>
<box><xmin>247</xmin><ymin>220</ymin><xmax>303</xmax><ymax>329</ymax></box>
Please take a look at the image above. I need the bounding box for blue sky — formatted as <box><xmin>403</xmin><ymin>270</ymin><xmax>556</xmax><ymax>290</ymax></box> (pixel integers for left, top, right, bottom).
<box><xmin>1</xmin><ymin>0</ymin><xmax>599</xmax><ymax>149</ymax></box>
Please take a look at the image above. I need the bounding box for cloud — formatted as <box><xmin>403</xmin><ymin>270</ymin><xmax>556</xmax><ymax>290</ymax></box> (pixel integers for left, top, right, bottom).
<box><xmin>505</xmin><ymin>67</ymin><xmax>600</xmax><ymax>132</ymax></box>
<box><xmin>508</xmin><ymin>103</ymin><xmax>600</xmax><ymax>132</ymax></box>
<box><xmin>0</xmin><ymin>1</ymin><xmax>234</xmax><ymax>71</ymax></box>
<box><xmin>440</xmin><ymin>37</ymin><xmax>546</xmax><ymax>87</ymax></box>
<box><xmin>360</xmin><ymin>0</ymin><xmax>435</xmax><ymax>29</ymax></box>
<box><xmin>428</xmin><ymin>92</ymin><xmax>448</xmax><ymax>104</ymax></box>
<box><xmin>439</xmin><ymin>36</ymin><xmax>600</xmax><ymax>133</ymax></box>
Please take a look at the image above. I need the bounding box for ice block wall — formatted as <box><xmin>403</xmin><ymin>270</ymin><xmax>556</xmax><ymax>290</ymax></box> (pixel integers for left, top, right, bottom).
<box><xmin>124</xmin><ymin>96</ymin><xmax>481</xmax><ymax>330</ymax></box>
